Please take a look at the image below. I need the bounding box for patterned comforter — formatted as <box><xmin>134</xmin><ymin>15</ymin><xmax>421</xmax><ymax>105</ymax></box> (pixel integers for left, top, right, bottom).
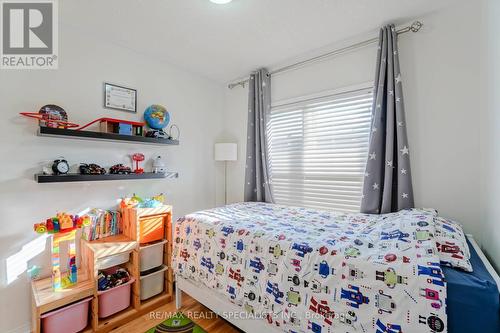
<box><xmin>172</xmin><ymin>202</ymin><xmax>447</xmax><ymax>333</ymax></box>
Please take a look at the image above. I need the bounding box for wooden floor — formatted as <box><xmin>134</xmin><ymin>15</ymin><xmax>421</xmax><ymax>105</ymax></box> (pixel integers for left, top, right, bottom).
<box><xmin>112</xmin><ymin>292</ymin><xmax>241</xmax><ymax>333</ymax></box>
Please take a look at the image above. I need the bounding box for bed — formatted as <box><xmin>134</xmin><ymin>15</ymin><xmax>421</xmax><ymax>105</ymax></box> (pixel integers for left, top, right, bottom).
<box><xmin>173</xmin><ymin>203</ymin><xmax>499</xmax><ymax>333</ymax></box>
<box><xmin>444</xmin><ymin>238</ymin><xmax>500</xmax><ymax>333</ymax></box>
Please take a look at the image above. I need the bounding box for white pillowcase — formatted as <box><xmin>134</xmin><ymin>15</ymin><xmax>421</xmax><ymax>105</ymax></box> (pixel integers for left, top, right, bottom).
<box><xmin>434</xmin><ymin>216</ymin><xmax>473</xmax><ymax>272</ymax></box>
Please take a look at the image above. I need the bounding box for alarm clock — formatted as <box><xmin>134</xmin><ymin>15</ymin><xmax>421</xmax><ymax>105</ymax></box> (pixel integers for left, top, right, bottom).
<box><xmin>52</xmin><ymin>159</ymin><xmax>70</xmax><ymax>175</ymax></box>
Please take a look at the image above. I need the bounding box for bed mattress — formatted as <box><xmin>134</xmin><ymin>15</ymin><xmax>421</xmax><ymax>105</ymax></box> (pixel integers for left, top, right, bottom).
<box><xmin>173</xmin><ymin>202</ymin><xmax>448</xmax><ymax>333</ymax></box>
<box><xmin>444</xmin><ymin>239</ymin><xmax>499</xmax><ymax>333</ymax></box>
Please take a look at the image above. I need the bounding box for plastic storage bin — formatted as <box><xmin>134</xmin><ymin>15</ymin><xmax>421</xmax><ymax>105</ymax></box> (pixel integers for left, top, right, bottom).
<box><xmin>97</xmin><ymin>251</ymin><xmax>131</xmax><ymax>270</ymax></box>
<box><xmin>41</xmin><ymin>297</ymin><xmax>92</xmax><ymax>333</ymax></box>
<box><xmin>140</xmin><ymin>240</ymin><xmax>167</xmax><ymax>272</ymax></box>
<box><xmin>97</xmin><ymin>277</ymin><xmax>135</xmax><ymax>318</ymax></box>
<box><xmin>140</xmin><ymin>265</ymin><xmax>167</xmax><ymax>300</ymax></box>
<box><xmin>139</xmin><ymin>214</ymin><xmax>165</xmax><ymax>244</ymax></box>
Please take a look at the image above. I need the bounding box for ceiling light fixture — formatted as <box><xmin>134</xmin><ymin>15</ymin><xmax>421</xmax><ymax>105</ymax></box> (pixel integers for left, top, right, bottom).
<box><xmin>210</xmin><ymin>0</ymin><xmax>232</xmax><ymax>4</ymax></box>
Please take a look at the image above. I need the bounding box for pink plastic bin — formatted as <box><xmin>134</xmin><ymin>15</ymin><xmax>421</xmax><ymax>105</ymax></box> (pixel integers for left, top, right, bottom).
<box><xmin>97</xmin><ymin>277</ymin><xmax>135</xmax><ymax>318</ymax></box>
<box><xmin>41</xmin><ymin>297</ymin><xmax>92</xmax><ymax>333</ymax></box>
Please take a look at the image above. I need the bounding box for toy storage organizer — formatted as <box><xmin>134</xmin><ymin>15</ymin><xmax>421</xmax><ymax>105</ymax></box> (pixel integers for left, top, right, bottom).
<box><xmin>81</xmin><ymin>204</ymin><xmax>173</xmax><ymax>332</ymax></box>
<box><xmin>31</xmin><ymin>205</ymin><xmax>174</xmax><ymax>333</ymax></box>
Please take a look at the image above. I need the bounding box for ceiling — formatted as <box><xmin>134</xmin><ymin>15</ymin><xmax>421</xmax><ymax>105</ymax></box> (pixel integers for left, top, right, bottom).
<box><xmin>61</xmin><ymin>0</ymin><xmax>455</xmax><ymax>84</ymax></box>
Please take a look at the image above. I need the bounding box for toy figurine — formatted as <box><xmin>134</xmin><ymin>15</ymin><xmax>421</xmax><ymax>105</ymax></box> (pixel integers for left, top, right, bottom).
<box><xmin>152</xmin><ymin>156</ymin><xmax>166</xmax><ymax>173</ymax></box>
<box><xmin>132</xmin><ymin>153</ymin><xmax>145</xmax><ymax>174</ymax></box>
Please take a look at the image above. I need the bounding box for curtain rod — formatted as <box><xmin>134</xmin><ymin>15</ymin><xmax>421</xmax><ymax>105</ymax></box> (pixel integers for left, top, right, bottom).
<box><xmin>228</xmin><ymin>21</ymin><xmax>423</xmax><ymax>89</ymax></box>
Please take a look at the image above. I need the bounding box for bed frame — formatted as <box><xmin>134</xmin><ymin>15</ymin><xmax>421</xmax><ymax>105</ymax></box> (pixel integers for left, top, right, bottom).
<box><xmin>175</xmin><ymin>235</ymin><xmax>500</xmax><ymax>332</ymax></box>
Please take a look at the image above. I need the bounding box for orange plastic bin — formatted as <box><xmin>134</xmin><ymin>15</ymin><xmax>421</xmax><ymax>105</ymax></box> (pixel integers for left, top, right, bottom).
<box><xmin>139</xmin><ymin>214</ymin><xmax>165</xmax><ymax>244</ymax></box>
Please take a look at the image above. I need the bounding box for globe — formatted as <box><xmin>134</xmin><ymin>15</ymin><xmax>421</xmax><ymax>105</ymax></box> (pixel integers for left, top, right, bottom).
<box><xmin>144</xmin><ymin>104</ymin><xmax>170</xmax><ymax>130</ymax></box>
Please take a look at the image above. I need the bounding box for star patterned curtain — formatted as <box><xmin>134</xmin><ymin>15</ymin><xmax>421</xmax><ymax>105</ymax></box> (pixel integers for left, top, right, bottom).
<box><xmin>361</xmin><ymin>24</ymin><xmax>414</xmax><ymax>214</ymax></box>
<box><xmin>244</xmin><ymin>68</ymin><xmax>274</xmax><ymax>203</ymax></box>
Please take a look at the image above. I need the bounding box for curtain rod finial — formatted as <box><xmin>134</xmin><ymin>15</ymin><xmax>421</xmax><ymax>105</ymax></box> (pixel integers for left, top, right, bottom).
<box><xmin>410</xmin><ymin>21</ymin><xmax>423</xmax><ymax>33</ymax></box>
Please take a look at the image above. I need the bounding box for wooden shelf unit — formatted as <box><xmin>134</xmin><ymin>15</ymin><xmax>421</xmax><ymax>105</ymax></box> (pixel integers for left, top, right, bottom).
<box><xmin>80</xmin><ymin>204</ymin><xmax>173</xmax><ymax>332</ymax></box>
<box><xmin>30</xmin><ymin>205</ymin><xmax>173</xmax><ymax>333</ymax></box>
<box><xmin>122</xmin><ymin>205</ymin><xmax>174</xmax><ymax>311</ymax></box>
<box><xmin>31</xmin><ymin>271</ymin><xmax>95</xmax><ymax>333</ymax></box>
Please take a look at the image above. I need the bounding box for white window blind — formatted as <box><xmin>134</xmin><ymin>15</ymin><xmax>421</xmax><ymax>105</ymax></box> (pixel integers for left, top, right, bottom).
<box><xmin>267</xmin><ymin>87</ymin><xmax>373</xmax><ymax>213</ymax></box>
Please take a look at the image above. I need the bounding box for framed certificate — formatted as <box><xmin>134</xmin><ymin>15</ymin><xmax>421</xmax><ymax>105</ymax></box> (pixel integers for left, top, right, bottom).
<box><xmin>104</xmin><ymin>83</ymin><xmax>137</xmax><ymax>113</ymax></box>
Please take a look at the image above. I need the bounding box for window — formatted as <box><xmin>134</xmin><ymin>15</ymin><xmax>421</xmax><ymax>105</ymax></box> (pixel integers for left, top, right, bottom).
<box><xmin>267</xmin><ymin>86</ymin><xmax>373</xmax><ymax>212</ymax></box>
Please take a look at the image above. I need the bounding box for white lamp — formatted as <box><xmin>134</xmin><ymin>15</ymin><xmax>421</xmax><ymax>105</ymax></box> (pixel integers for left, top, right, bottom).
<box><xmin>215</xmin><ymin>143</ymin><xmax>237</xmax><ymax>205</ymax></box>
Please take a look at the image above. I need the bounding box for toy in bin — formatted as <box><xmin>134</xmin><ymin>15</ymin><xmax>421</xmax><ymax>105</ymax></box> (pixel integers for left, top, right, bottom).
<box><xmin>33</xmin><ymin>213</ymin><xmax>90</xmax><ymax>290</ymax></box>
<box><xmin>97</xmin><ymin>266</ymin><xmax>135</xmax><ymax>318</ymax></box>
<box><xmin>98</xmin><ymin>268</ymin><xmax>131</xmax><ymax>291</ymax></box>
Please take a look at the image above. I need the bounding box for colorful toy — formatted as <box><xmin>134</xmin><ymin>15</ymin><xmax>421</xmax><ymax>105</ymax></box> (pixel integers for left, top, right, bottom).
<box><xmin>132</xmin><ymin>153</ymin><xmax>145</xmax><ymax>174</ymax></box>
<box><xmin>20</xmin><ymin>105</ymin><xmax>79</xmax><ymax>129</ymax></box>
<box><xmin>79</xmin><ymin>163</ymin><xmax>106</xmax><ymax>175</ymax></box>
<box><xmin>33</xmin><ymin>213</ymin><xmax>90</xmax><ymax>290</ymax></box>
<box><xmin>109</xmin><ymin>163</ymin><xmax>132</xmax><ymax>174</ymax></box>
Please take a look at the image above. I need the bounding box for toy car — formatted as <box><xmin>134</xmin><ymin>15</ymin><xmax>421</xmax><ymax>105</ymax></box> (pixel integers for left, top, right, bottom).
<box><xmin>145</xmin><ymin>129</ymin><xmax>169</xmax><ymax>139</ymax></box>
<box><xmin>79</xmin><ymin>163</ymin><xmax>106</xmax><ymax>175</ymax></box>
<box><xmin>109</xmin><ymin>164</ymin><xmax>132</xmax><ymax>174</ymax></box>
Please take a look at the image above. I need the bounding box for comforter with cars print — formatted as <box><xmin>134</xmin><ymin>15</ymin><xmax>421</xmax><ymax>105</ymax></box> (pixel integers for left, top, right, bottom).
<box><xmin>172</xmin><ymin>202</ymin><xmax>447</xmax><ymax>333</ymax></box>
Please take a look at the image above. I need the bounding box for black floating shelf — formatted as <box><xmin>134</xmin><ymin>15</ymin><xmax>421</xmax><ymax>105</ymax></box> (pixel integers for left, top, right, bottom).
<box><xmin>35</xmin><ymin>172</ymin><xmax>178</xmax><ymax>183</ymax></box>
<box><xmin>37</xmin><ymin>126</ymin><xmax>179</xmax><ymax>146</ymax></box>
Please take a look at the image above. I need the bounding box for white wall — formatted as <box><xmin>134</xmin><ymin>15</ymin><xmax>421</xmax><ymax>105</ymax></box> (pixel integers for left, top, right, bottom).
<box><xmin>0</xmin><ymin>24</ymin><xmax>225</xmax><ymax>332</ymax></box>
<box><xmin>480</xmin><ymin>0</ymin><xmax>500</xmax><ymax>272</ymax></box>
<box><xmin>223</xmin><ymin>0</ymin><xmax>486</xmax><ymax>247</ymax></box>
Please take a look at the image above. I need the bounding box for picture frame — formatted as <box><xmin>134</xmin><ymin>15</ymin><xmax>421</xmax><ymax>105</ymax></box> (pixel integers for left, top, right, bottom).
<box><xmin>103</xmin><ymin>82</ymin><xmax>137</xmax><ymax>113</ymax></box>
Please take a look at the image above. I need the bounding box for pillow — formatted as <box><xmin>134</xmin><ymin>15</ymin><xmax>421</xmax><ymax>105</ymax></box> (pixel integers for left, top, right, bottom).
<box><xmin>434</xmin><ymin>216</ymin><xmax>473</xmax><ymax>272</ymax></box>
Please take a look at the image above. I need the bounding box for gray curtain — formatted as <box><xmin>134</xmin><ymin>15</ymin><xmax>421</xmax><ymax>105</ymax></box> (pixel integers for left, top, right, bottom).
<box><xmin>244</xmin><ymin>68</ymin><xmax>274</xmax><ymax>203</ymax></box>
<box><xmin>361</xmin><ymin>25</ymin><xmax>414</xmax><ymax>214</ymax></box>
